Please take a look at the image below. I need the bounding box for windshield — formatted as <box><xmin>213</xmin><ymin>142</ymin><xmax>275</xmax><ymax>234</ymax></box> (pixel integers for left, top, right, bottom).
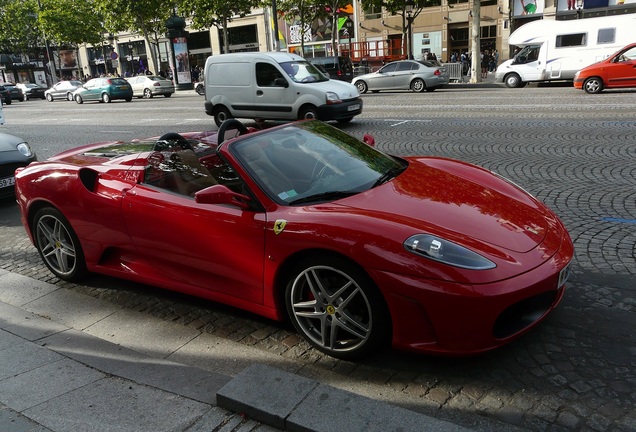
<box><xmin>230</xmin><ymin>121</ymin><xmax>406</xmax><ymax>205</ymax></box>
<box><xmin>280</xmin><ymin>61</ymin><xmax>330</xmax><ymax>83</ymax></box>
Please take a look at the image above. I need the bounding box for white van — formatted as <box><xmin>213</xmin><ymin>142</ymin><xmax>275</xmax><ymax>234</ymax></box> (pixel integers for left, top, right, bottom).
<box><xmin>204</xmin><ymin>52</ymin><xmax>362</xmax><ymax>126</ymax></box>
<box><xmin>496</xmin><ymin>15</ymin><xmax>636</xmax><ymax>88</ymax></box>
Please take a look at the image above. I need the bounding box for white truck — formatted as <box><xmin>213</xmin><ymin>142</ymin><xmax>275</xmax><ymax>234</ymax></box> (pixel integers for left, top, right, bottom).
<box><xmin>496</xmin><ymin>15</ymin><xmax>636</xmax><ymax>88</ymax></box>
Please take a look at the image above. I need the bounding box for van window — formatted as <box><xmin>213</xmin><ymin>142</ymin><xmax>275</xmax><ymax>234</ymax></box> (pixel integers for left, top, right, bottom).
<box><xmin>556</xmin><ymin>33</ymin><xmax>587</xmax><ymax>48</ymax></box>
<box><xmin>208</xmin><ymin>63</ymin><xmax>251</xmax><ymax>86</ymax></box>
<box><xmin>597</xmin><ymin>28</ymin><xmax>615</xmax><ymax>44</ymax></box>
<box><xmin>256</xmin><ymin>63</ymin><xmax>285</xmax><ymax>87</ymax></box>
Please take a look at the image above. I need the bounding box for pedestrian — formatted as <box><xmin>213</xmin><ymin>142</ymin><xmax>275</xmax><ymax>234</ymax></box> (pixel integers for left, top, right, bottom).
<box><xmin>481</xmin><ymin>50</ymin><xmax>491</xmax><ymax>79</ymax></box>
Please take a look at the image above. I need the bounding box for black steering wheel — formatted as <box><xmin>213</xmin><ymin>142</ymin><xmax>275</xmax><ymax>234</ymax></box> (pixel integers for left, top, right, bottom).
<box><xmin>155</xmin><ymin>132</ymin><xmax>193</xmax><ymax>151</ymax></box>
<box><xmin>217</xmin><ymin>119</ymin><xmax>248</xmax><ymax>144</ymax></box>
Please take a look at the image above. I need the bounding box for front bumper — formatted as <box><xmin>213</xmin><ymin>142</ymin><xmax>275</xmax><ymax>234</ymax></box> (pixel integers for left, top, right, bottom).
<box><xmin>316</xmin><ymin>97</ymin><xmax>363</xmax><ymax>121</ymax></box>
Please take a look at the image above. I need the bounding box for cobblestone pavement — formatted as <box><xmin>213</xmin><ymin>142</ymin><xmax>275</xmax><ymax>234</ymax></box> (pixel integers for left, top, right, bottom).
<box><xmin>1</xmin><ymin>86</ymin><xmax>634</xmax><ymax>431</ymax></box>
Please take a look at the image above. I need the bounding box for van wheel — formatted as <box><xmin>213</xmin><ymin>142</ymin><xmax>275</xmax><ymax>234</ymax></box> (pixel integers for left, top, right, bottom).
<box><xmin>504</xmin><ymin>73</ymin><xmax>522</xmax><ymax>88</ymax></box>
<box><xmin>213</xmin><ymin>106</ymin><xmax>232</xmax><ymax>127</ymax></box>
<box><xmin>355</xmin><ymin>81</ymin><xmax>368</xmax><ymax>94</ymax></box>
<box><xmin>299</xmin><ymin>106</ymin><xmax>319</xmax><ymax>120</ymax></box>
<box><xmin>583</xmin><ymin>77</ymin><xmax>603</xmax><ymax>94</ymax></box>
<box><xmin>337</xmin><ymin>117</ymin><xmax>353</xmax><ymax>124</ymax></box>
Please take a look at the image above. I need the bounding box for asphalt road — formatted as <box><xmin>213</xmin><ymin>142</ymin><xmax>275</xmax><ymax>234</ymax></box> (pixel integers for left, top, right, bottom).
<box><xmin>1</xmin><ymin>84</ymin><xmax>635</xmax><ymax>431</ymax></box>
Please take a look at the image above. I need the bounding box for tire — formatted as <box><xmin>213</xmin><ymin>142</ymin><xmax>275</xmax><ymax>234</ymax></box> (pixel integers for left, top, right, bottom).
<box><xmin>143</xmin><ymin>88</ymin><xmax>153</xmax><ymax>99</ymax></box>
<box><xmin>411</xmin><ymin>78</ymin><xmax>425</xmax><ymax>92</ymax></box>
<box><xmin>298</xmin><ymin>105</ymin><xmax>319</xmax><ymax>121</ymax></box>
<box><xmin>102</xmin><ymin>93</ymin><xmax>111</xmax><ymax>103</ymax></box>
<box><xmin>163</xmin><ymin>93</ymin><xmax>172</xmax><ymax>98</ymax></box>
<box><xmin>355</xmin><ymin>80</ymin><xmax>368</xmax><ymax>94</ymax></box>
<box><xmin>33</xmin><ymin>207</ymin><xmax>87</xmax><ymax>282</ymax></box>
<box><xmin>583</xmin><ymin>77</ymin><xmax>603</xmax><ymax>94</ymax></box>
<box><xmin>285</xmin><ymin>255</ymin><xmax>390</xmax><ymax>359</ymax></box>
<box><xmin>504</xmin><ymin>73</ymin><xmax>522</xmax><ymax>88</ymax></box>
<box><xmin>213</xmin><ymin>106</ymin><xmax>232</xmax><ymax>127</ymax></box>
<box><xmin>66</xmin><ymin>92</ymin><xmax>74</xmax><ymax>101</ymax></box>
<box><xmin>337</xmin><ymin>117</ymin><xmax>353</xmax><ymax>124</ymax></box>
<box><xmin>4</xmin><ymin>98</ymin><xmax>10</xmax><ymax>105</ymax></box>
<box><xmin>46</xmin><ymin>94</ymin><xmax>53</xmax><ymax>102</ymax></box>
<box><xmin>195</xmin><ymin>85</ymin><xmax>205</xmax><ymax>96</ymax></box>
<box><xmin>74</xmin><ymin>94</ymin><xmax>83</xmax><ymax>104</ymax></box>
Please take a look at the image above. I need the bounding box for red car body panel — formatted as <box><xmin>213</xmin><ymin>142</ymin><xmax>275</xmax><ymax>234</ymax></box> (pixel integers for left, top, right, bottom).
<box><xmin>15</xmin><ymin>124</ymin><xmax>574</xmax><ymax>356</ymax></box>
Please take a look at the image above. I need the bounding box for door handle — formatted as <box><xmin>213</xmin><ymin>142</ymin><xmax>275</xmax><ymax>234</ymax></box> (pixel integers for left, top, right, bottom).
<box><xmin>256</xmin><ymin>90</ymin><xmax>263</xmax><ymax>96</ymax></box>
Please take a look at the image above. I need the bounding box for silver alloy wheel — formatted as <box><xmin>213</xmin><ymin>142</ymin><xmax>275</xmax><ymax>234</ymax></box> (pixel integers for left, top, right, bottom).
<box><xmin>505</xmin><ymin>73</ymin><xmax>521</xmax><ymax>88</ymax></box>
<box><xmin>289</xmin><ymin>265</ymin><xmax>373</xmax><ymax>354</ymax></box>
<box><xmin>35</xmin><ymin>214</ymin><xmax>78</xmax><ymax>278</ymax></box>
<box><xmin>143</xmin><ymin>88</ymin><xmax>153</xmax><ymax>98</ymax></box>
<box><xmin>583</xmin><ymin>77</ymin><xmax>603</xmax><ymax>94</ymax></box>
<box><xmin>411</xmin><ymin>78</ymin><xmax>425</xmax><ymax>92</ymax></box>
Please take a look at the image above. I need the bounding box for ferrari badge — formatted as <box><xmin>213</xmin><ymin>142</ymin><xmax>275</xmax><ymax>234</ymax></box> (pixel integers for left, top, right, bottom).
<box><xmin>274</xmin><ymin>219</ymin><xmax>287</xmax><ymax>235</ymax></box>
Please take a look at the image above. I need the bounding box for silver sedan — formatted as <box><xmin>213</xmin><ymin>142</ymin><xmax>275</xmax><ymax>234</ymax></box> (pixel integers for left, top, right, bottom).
<box><xmin>352</xmin><ymin>60</ymin><xmax>449</xmax><ymax>93</ymax></box>
<box><xmin>126</xmin><ymin>75</ymin><xmax>175</xmax><ymax>98</ymax></box>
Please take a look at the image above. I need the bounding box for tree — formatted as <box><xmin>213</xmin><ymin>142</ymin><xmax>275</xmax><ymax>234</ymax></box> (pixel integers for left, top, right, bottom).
<box><xmin>94</xmin><ymin>0</ymin><xmax>174</xmax><ymax>75</ymax></box>
<box><xmin>178</xmin><ymin>0</ymin><xmax>260</xmax><ymax>54</ymax></box>
<box><xmin>0</xmin><ymin>0</ymin><xmax>45</xmax><ymax>56</ymax></box>
<box><xmin>275</xmin><ymin>0</ymin><xmax>328</xmax><ymax>56</ymax></box>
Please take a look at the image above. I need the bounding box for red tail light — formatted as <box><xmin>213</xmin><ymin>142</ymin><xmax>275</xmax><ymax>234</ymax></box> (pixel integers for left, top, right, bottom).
<box><xmin>434</xmin><ymin>70</ymin><xmax>441</xmax><ymax>76</ymax></box>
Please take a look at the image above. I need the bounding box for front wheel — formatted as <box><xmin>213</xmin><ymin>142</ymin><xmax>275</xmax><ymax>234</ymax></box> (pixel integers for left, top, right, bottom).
<box><xmin>74</xmin><ymin>94</ymin><xmax>83</xmax><ymax>104</ymax></box>
<box><xmin>355</xmin><ymin>80</ymin><xmax>368</xmax><ymax>94</ymax></box>
<box><xmin>46</xmin><ymin>93</ymin><xmax>53</xmax><ymax>102</ymax></box>
<box><xmin>33</xmin><ymin>207</ymin><xmax>87</xmax><ymax>282</ymax></box>
<box><xmin>504</xmin><ymin>73</ymin><xmax>522</xmax><ymax>88</ymax></box>
<box><xmin>298</xmin><ymin>106</ymin><xmax>319</xmax><ymax>120</ymax></box>
<box><xmin>143</xmin><ymin>88</ymin><xmax>153</xmax><ymax>99</ymax></box>
<box><xmin>583</xmin><ymin>77</ymin><xmax>603</xmax><ymax>94</ymax></box>
<box><xmin>285</xmin><ymin>255</ymin><xmax>390</xmax><ymax>359</ymax></box>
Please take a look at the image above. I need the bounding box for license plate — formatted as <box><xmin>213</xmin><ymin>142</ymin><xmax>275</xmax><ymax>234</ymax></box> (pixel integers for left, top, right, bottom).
<box><xmin>348</xmin><ymin>104</ymin><xmax>360</xmax><ymax>111</ymax></box>
<box><xmin>0</xmin><ymin>176</ymin><xmax>15</xmax><ymax>188</ymax></box>
<box><xmin>557</xmin><ymin>261</ymin><xmax>572</xmax><ymax>289</ymax></box>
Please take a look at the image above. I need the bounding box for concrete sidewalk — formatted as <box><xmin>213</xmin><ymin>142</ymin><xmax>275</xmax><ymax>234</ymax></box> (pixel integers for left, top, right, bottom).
<box><xmin>0</xmin><ymin>269</ymin><xmax>469</xmax><ymax>432</ymax></box>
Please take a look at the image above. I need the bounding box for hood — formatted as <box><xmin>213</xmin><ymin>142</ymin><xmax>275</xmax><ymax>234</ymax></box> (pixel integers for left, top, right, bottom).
<box><xmin>49</xmin><ymin>140</ymin><xmax>155</xmax><ymax>167</ymax></box>
<box><xmin>340</xmin><ymin>157</ymin><xmax>553</xmax><ymax>253</ymax></box>
<box><xmin>305</xmin><ymin>79</ymin><xmax>359</xmax><ymax>99</ymax></box>
<box><xmin>0</xmin><ymin>133</ymin><xmax>25</xmax><ymax>151</ymax></box>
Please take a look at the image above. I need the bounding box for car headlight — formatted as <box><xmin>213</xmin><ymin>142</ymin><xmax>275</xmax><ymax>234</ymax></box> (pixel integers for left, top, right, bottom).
<box><xmin>404</xmin><ymin>234</ymin><xmax>496</xmax><ymax>270</ymax></box>
<box><xmin>17</xmin><ymin>142</ymin><xmax>34</xmax><ymax>157</ymax></box>
<box><xmin>325</xmin><ymin>91</ymin><xmax>342</xmax><ymax>104</ymax></box>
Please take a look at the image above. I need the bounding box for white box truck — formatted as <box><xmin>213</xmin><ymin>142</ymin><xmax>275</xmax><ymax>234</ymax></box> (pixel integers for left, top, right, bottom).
<box><xmin>495</xmin><ymin>15</ymin><xmax>636</xmax><ymax>88</ymax></box>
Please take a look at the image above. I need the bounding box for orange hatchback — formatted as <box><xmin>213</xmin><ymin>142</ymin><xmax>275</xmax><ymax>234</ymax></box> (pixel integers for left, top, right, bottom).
<box><xmin>574</xmin><ymin>42</ymin><xmax>636</xmax><ymax>94</ymax></box>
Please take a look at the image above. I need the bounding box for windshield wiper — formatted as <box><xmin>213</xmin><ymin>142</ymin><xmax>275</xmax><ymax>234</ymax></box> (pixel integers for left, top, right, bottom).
<box><xmin>372</xmin><ymin>167</ymin><xmax>403</xmax><ymax>188</ymax></box>
<box><xmin>288</xmin><ymin>191</ymin><xmax>356</xmax><ymax>205</ymax></box>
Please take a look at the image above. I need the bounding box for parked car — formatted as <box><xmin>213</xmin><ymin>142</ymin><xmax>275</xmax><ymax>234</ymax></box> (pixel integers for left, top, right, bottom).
<box><xmin>73</xmin><ymin>77</ymin><xmax>133</xmax><ymax>104</ymax></box>
<box><xmin>352</xmin><ymin>60</ymin><xmax>449</xmax><ymax>93</ymax></box>
<box><xmin>308</xmin><ymin>56</ymin><xmax>354</xmax><ymax>81</ymax></box>
<box><xmin>0</xmin><ymin>85</ymin><xmax>11</xmax><ymax>105</ymax></box>
<box><xmin>574</xmin><ymin>42</ymin><xmax>636</xmax><ymax>94</ymax></box>
<box><xmin>0</xmin><ymin>132</ymin><xmax>37</xmax><ymax>199</ymax></box>
<box><xmin>126</xmin><ymin>75</ymin><xmax>175</xmax><ymax>98</ymax></box>
<box><xmin>3</xmin><ymin>84</ymin><xmax>24</xmax><ymax>102</ymax></box>
<box><xmin>14</xmin><ymin>119</ymin><xmax>573</xmax><ymax>359</ymax></box>
<box><xmin>16</xmin><ymin>83</ymin><xmax>47</xmax><ymax>100</ymax></box>
<box><xmin>45</xmin><ymin>80</ymin><xmax>85</xmax><ymax>101</ymax></box>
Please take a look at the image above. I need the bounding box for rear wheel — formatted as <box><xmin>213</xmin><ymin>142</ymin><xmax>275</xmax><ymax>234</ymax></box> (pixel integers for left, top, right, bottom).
<box><xmin>33</xmin><ymin>207</ymin><xmax>87</xmax><ymax>282</ymax></box>
<box><xmin>411</xmin><ymin>78</ymin><xmax>425</xmax><ymax>92</ymax></box>
<box><xmin>102</xmin><ymin>93</ymin><xmax>111</xmax><ymax>103</ymax></box>
<box><xmin>285</xmin><ymin>255</ymin><xmax>390</xmax><ymax>359</ymax></box>
<box><xmin>583</xmin><ymin>77</ymin><xmax>603</xmax><ymax>94</ymax></box>
<box><xmin>163</xmin><ymin>93</ymin><xmax>172</xmax><ymax>98</ymax></box>
<box><xmin>66</xmin><ymin>92</ymin><xmax>74</xmax><ymax>101</ymax></box>
<box><xmin>213</xmin><ymin>106</ymin><xmax>232</xmax><ymax>127</ymax></box>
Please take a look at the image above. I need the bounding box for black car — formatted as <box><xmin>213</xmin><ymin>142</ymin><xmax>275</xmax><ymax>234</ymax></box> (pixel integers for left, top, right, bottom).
<box><xmin>0</xmin><ymin>132</ymin><xmax>37</xmax><ymax>199</ymax></box>
<box><xmin>308</xmin><ymin>56</ymin><xmax>354</xmax><ymax>81</ymax></box>
<box><xmin>3</xmin><ymin>84</ymin><xmax>23</xmax><ymax>102</ymax></box>
<box><xmin>0</xmin><ymin>85</ymin><xmax>11</xmax><ymax>105</ymax></box>
<box><xmin>17</xmin><ymin>83</ymin><xmax>47</xmax><ymax>100</ymax></box>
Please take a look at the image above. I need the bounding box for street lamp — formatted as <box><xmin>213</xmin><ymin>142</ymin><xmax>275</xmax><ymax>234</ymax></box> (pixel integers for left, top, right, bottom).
<box><xmin>405</xmin><ymin>0</ymin><xmax>415</xmax><ymax>60</ymax></box>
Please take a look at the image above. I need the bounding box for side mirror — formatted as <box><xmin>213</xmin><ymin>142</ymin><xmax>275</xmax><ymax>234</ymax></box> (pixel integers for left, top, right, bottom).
<box><xmin>195</xmin><ymin>184</ymin><xmax>251</xmax><ymax>210</ymax></box>
<box><xmin>363</xmin><ymin>134</ymin><xmax>375</xmax><ymax>147</ymax></box>
<box><xmin>274</xmin><ymin>77</ymin><xmax>289</xmax><ymax>88</ymax></box>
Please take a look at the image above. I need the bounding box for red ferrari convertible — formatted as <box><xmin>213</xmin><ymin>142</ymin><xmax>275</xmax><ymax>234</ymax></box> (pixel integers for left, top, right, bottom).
<box><xmin>15</xmin><ymin>120</ymin><xmax>573</xmax><ymax>359</ymax></box>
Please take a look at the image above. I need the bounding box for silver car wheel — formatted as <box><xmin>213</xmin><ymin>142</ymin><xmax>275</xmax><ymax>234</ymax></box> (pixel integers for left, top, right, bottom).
<box><xmin>34</xmin><ymin>210</ymin><xmax>83</xmax><ymax>280</ymax></box>
<box><xmin>583</xmin><ymin>77</ymin><xmax>603</xmax><ymax>94</ymax></box>
<box><xmin>143</xmin><ymin>88</ymin><xmax>153</xmax><ymax>98</ymax></box>
<box><xmin>287</xmin><ymin>261</ymin><xmax>385</xmax><ymax>358</ymax></box>
<box><xmin>411</xmin><ymin>78</ymin><xmax>425</xmax><ymax>92</ymax></box>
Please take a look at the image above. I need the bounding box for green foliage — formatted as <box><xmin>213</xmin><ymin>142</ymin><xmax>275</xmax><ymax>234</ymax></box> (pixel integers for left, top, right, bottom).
<box><xmin>38</xmin><ymin>0</ymin><xmax>104</xmax><ymax>47</ymax></box>
<box><xmin>0</xmin><ymin>0</ymin><xmax>42</xmax><ymax>53</ymax></box>
<box><xmin>178</xmin><ymin>0</ymin><xmax>259</xmax><ymax>30</ymax></box>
